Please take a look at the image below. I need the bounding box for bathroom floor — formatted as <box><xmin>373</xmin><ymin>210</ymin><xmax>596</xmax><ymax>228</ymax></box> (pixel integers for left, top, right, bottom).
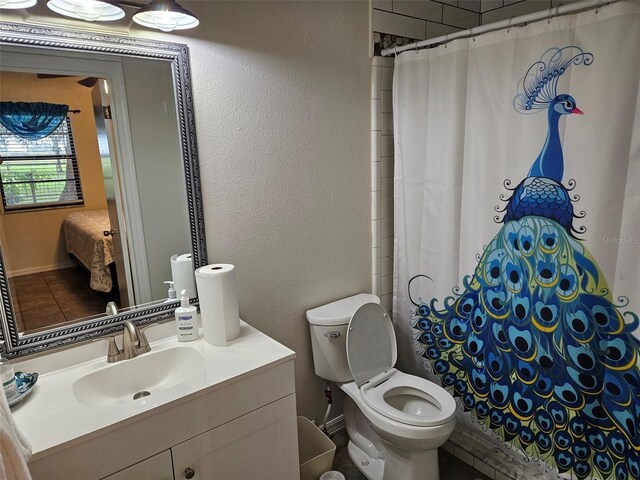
<box><xmin>331</xmin><ymin>430</ymin><xmax>491</xmax><ymax>480</ymax></box>
<box><xmin>9</xmin><ymin>267</ymin><xmax>119</xmax><ymax>333</ymax></box>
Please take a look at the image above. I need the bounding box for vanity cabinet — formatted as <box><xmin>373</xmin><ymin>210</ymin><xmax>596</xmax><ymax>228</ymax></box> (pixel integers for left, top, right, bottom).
<box><xmin>26</xmin><ymin>356</ymin><xmax>299</xmax><ymax>480</ymax></box>
<box><xmin>102</xmin><ymin>451</ymin><xmax>173</xmax><ymax>480</ymax></box>
<box><xmin>102</xmin><ymin>395</ymin><xmax>297</xmax><ymax>480</ymax></box>
<box><xmin>171</xmin><ymin>395</ymin><xmax>298</xmax><ymax>480</ymax></box>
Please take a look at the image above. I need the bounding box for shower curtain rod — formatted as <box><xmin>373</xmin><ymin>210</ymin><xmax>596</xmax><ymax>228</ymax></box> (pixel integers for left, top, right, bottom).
<box><xmin>381</xmin><ymin>0</ymin><xmax>620</xmax><ymax>56</ymax></box>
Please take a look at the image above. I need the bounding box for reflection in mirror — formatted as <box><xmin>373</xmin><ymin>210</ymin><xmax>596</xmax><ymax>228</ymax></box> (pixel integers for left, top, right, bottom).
<box><xmin>0</xmin><ymin>22</ymin><xmax>205</xmax><ymax>357</ymax></box>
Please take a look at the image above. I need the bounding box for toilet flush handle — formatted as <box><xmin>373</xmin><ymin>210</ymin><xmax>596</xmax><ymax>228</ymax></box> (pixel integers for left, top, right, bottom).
<box><xmin>325</xmin><ymin>331</ymin><xmax>340</xmax><ymax>338</ymax></box>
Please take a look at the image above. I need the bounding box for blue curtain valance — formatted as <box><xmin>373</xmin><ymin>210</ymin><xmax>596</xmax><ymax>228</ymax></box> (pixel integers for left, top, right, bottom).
<box><xmin>0</xmin><ymin>102</ymin><xmax>69</xmax><ymax>140</ymax></box>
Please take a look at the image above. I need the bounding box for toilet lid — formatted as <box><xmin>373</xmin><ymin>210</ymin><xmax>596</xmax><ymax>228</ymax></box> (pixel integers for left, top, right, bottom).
<box><xmin>346</xmin><ymin>303</ymin><xmax>397</xmax><ymax>387</ymax></box>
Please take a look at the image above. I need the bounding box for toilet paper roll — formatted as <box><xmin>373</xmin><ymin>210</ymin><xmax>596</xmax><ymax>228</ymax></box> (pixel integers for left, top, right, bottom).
<box><xmin>171</xmin><ymin>253</ymin><xmax>197</xmax><ymax>299</ymax></box>
<box><xmin>195</xmin><ymin>264</ymin><xmax>241</xmax><ymax>346</ymax></box>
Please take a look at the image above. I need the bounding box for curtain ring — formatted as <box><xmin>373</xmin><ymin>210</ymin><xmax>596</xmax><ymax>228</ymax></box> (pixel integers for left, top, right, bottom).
<box><xmin>444</xmin><ymin>33</ymin><xmax>449</xmax><ymax>48</ymax></box>
<box><xmin>547</xmin><ymin>7</ymin><xmax>553</xmax><ymax>23</ymax></box>
<box><xmin>393</xmin><ymin>46</ymin><xmax>398</xmax><ymax>57</ymax></box>
<box><xmin>507</xmin><ymin>17</ymin><xmax>513</xmax><ymax>33</ymax></box>
<box><xmin>595</xmin><ymin>0</ymin><xmax>601</xmax><ymax>14</ymax></box>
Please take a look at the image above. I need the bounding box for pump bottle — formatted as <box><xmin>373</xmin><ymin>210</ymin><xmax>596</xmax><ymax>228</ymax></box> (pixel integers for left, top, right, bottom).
<box><xmin>175</xmin><ymin>289</ymin><xmax>198</xmax><ymax>341</ymax></box>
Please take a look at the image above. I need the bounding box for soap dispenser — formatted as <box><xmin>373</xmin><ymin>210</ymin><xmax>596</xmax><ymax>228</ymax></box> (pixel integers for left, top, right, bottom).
<box><xmin>175</xmin><ymin>289</ymin><xmax>198</xmax><ymax>342</ymax></box>
<box><xmin>164</xmin><ymin>280</ymin><xmax>177</xmax><ymax>303</ymax></box>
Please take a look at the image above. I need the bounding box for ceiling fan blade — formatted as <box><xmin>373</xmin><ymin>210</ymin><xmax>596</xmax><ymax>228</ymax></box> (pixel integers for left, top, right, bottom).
<box><xmin>37</xmin><ymin>73</ymin><xmax>75</xmax><ymax>79</ymax></box>
<box><xmin>78</xmin><ymin>77</ymin><xmax>99</xmax><ymax>88</ymax></box>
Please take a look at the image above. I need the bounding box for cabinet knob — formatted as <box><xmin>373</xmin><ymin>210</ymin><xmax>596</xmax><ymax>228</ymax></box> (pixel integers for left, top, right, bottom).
<box><xmin>185</xmin><ymin>467</ymin><xmax>195</xmax><ymax>479</ymax></box>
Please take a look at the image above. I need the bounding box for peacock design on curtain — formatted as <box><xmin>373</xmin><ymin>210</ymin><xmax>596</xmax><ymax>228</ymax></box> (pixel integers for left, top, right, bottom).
<box><xmin>410</xmin><ymin>46</ymin><xmax>640</xmax><ymax>480</ymax></box>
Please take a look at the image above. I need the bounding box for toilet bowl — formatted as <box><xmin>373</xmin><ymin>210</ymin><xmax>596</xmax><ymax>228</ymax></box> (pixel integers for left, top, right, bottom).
<box><xmin>307</xmin><ymin>294</ymin><xmax>457</xmax><ymax>480</ymax></box>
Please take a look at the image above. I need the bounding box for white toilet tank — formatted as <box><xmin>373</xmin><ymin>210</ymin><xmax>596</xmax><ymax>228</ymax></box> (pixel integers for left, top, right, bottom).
<box><xmin>306</xmin><ymin>293</ymin><xmax>380</xmax><ymax>383</ymax></box>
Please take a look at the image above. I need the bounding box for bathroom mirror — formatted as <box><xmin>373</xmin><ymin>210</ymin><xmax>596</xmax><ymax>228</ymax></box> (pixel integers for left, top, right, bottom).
<box><xmin>0</xmin><ymin>21</ymin><xmax>206</xmax><ymax>358</ymax></box>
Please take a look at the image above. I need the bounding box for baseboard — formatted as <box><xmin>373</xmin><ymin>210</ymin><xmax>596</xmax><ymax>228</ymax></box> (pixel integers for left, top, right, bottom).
<box><xmin>325</xmin><ymin>414</ymin><xmax>345</xmax><ymax>436</ymax></box>
<box><xmin>7</xmin><ymin>261</ymin><xmax>76</xmax><ymax>278</ymax></box>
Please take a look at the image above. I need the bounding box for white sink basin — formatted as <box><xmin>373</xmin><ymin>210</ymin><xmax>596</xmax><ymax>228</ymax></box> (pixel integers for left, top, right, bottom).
<box><xmin>73</xmin><ymin>347</ymin><xmax>205</xmax><ymax>407</ymax></box>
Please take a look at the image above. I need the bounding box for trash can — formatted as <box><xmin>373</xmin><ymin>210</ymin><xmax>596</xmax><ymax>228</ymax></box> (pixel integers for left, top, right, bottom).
<box><xmin>298</xmin><ymin>416</ymin><xmax>337</xmax><ymax>480</ymax></box>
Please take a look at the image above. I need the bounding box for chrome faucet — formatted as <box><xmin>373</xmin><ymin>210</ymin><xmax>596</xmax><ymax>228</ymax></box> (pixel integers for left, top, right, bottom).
<box><xmin>102</xmin><ymin>321</ymin><xmax>151</xmax><ymax>363</ymax></box>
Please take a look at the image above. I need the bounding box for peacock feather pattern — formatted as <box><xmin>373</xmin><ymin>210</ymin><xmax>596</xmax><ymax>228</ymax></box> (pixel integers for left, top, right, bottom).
<box><xmin>411</xmin><ymin>46</ymin><xmax>640</xmax><ymax>480</ymax></box>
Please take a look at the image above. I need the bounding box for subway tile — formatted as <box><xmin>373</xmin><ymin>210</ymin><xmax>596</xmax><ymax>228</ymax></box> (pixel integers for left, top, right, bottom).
<box><xmin>372</xmin><ymin>130</ymin><xmax>381</xmax><ymax>162</ymax></box>
<box><xmin>481</xmin><ymin>0</ymin><xmax>503</xmax><ymax>12</ymax></box>
<box><xmin>453</xmin><ymin>445</ymin><xmax>475</xmax><ymax>467</ymax></box>
<box><xmin>458</xmin><ymin>0</ymin><xmax>483</xmax><ymax>13</ymax></box>
<box><xmin>441</xmin><ymin>441</ymin><xmax>455</xmax><ymax>454</ymax></box>
<box><xmin>381</xmin><ymin>134</ymin><xmax>394</xmax><ymax>157</ymax></box>
<box><xmin>381</xmin><ymin>256</ymin><xmax>393</xmax><ymax>277</ymax></box>
<box><xmin>381</xmin><ymin>217</ymin><xmax>394</xmax><ymax>239</ymax></box>
<box><xmin>373</xmin><ymin>0</ymin><xmax>393</xmax><ymax>12</ymax></box>
<box><xmin>439</xmin><ymin>0</ymin><xmax>458</xmax><ymax>5</ymax></box>
<box><xmin>381</xmin><ymin>274</ymin><xmax>393</xmax><ymax>295</ymax></box>
<box><xmin>381</xmin><ymin>197</ymin><xmax>393</xmax><ymax>219</ymax></box>
<box><xmin>381</xmin><ymin>177</ymin><xmax>394</xmax><ymax>199</ymax></box>
<box><xmin>372</xmin><ymin>159</ymin><xmax>381</xmax><ymax>191</ymax></box>
<box><xmin>381</xmin><ymin>89</ymin><xmax>393</xmax><ymax>113</ymax></box>
<box><xmin>371</xmin><ymin>98</ymin><xmax>381</xmax><ymax>131</ymax></box>
<box><xmin>443</xmin><ymin>4</ymin><xmax>481</xmax><ymax>29</ymax></box>
<box><xmin>426</xmin><ymin>22</ymin><xmax>463</xmax><ymax>40</ymax></box>
<box><xmin>371</xmin><ymin>219</ymin><xmax>381</xmax><ymax>248</ymax></box>
<box><xmin>371</xmin><ymin>190</ymin><xmax>381</xmax><ymax>220</ymax></box>
<box><xmin>380</xmin><ymin>56</ymin><xmax>395</xmax><ymax>68</ymax></box>
<box><xmin>381</xmin><ymin>237</ymin><xmax>393</xmax><ymax>257</ymax></box>
<box><xmin>372</xmin><ymin>247</ymin><xmax>381</xmax><ymax>275</ymax></box>
<box><xmin>474</xmin><ymin>458</ymin><xmax>496</xmax><ymax>479</ymax></box>
<box><xmin>503</xmin><ymin>0</ymin><xmax>524</xmax><ymax>5</ymax></box>
<box><xmin>381</xmin><ymin>155</ymin><xmax>394</xmax><ymax>178</ymax></box>
<box><xmin>381</xmin><ymin>66</ymin><xmax>393</xmax><ymax>90</ymax></box>
<box><xmin>482</xmin><ymin>0</ymin><xmax>548</xmax><ymax>24</ymax></box>
<box><xmin>381</xmin><ymin>113</ymin><xmax>394</xmax><ymax>135</ymax></box>
<box><xmin>495</xmin><ymin>470</ymin><xmax>517</xmax><ymax>480</ymax></box>
<box><xmin>392</xmin><ymin>0</ymin><xmax>442</xmax><ymax>22</ymax></box>
<box><xmin>371</xmin><ymin>64</ymin><xmax>382</xmax><ymax>99</ymax></box>
<box><xmin>373</xmin><ymin>9</ymin><xmax>427</xmax><ymax>40</ymax></box>
<box><xmin>380</xmin><ymin>293</ymin><xmax>393</xmax><ymax>313</ymax></box>
<box><xmin>371</xmin><ymin>273</ymin><xmax>381</xmax><ymax>297</ymax></box>
<box><xmin>372</xmin><ymin>56</ymin><xmax>383</xmax><ymax>67</ymax></box>
<box><xmin>551</xmin><ymin>0</ymin><xmax>582</xmax><ymax>6</ymax></box>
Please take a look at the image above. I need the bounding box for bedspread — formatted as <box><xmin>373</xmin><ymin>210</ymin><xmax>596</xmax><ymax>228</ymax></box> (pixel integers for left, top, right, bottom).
<box><xmin>62</xmin><ymin>210</ymin><xmax>114</xmax><ymax>293</ymax></box>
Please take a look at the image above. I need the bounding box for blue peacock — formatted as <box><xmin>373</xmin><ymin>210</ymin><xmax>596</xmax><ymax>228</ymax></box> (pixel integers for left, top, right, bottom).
<box><xmin>411</xmin><ymin>46</ymin><xmax>640</xmax><ymax>480</ymax></box>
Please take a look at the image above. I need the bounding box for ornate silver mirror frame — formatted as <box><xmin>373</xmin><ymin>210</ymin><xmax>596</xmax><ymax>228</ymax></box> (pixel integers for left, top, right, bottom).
<box><xmin>0</xmin><ymin>21</ymin><xmax>206</xmax><ymax>358</ymax></box>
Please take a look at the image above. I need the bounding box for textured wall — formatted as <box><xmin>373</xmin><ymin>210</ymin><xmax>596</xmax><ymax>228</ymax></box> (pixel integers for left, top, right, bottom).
<box><xmin>149</xmin><ymin>1</ymin><xmax>372</xmax><ymax>421</ymax></box>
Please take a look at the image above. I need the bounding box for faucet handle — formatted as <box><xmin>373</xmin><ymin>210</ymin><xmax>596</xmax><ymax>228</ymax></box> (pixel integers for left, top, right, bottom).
<box><xmin>136</xmin><ymin>324</ymin><xmax>154</xmax><ymax>354</ymax></box>
<box><xmin>92</xmin><ymin>335</ymin><xmax>122</xmax><ymax>363</ymax></box>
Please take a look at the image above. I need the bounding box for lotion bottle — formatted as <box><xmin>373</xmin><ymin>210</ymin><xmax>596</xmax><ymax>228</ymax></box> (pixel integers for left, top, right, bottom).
<box><xmin>175</xmin><ymin>289</ymin><xmax>198</xmax><ymax>342</ymax></box>
<box><xmin>164</xmin><ymin>281</ymin><xmax>177</xmax><ymax>303</ymax></box>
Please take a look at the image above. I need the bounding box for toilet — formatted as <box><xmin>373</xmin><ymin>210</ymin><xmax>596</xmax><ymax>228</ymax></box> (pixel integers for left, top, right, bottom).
<box><xmin>306</xmin><ymin>294</ymin><xmax>456</xmax><ymax>480</ymax></box>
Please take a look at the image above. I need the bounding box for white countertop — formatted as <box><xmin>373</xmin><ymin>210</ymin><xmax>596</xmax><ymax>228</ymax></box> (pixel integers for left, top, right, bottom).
<box><xmin>11</xmin><ymin>318</ymin><xmax>295</xmax><ymax>460</ymax></box>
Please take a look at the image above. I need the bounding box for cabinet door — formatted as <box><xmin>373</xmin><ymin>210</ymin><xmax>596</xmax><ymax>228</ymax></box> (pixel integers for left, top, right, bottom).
<box><xmin>172</xmin><ymin>394</ymin><xmax>299</xmax><ymax>480</ymax></box>
<box><xmin>101</xmin><ymin>450</ymin><xmax>173</xmax><ymax>480</ymax></box>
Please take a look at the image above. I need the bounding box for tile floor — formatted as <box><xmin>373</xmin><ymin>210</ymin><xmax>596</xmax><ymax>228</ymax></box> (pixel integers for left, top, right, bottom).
<box><xmin>9</xmin><ymin>267</ymin><xmax>118</xmax><ymax>333</ymax></box>
<box><xmin>331</xmin><ymin>430</ymin><xmax>490</xmax><ymax>480</ymax></box>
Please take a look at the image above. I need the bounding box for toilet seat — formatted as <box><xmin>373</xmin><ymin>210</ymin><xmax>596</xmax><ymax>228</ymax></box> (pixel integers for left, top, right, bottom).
<box><xmin>346</xmin><ymin>303</ymin><xmax>456</xmax><ymax>427</ymax></box>
<box><xmin>360</xmin><ymin>369</ymin><xmax>456</xmax><ymax>427</ymax></box>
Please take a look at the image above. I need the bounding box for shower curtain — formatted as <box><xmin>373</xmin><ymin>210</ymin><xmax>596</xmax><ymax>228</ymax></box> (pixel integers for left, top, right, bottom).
<box><xmin>392</xmin><ymin>2</ymin><xmax>640</xmax><ymax>479</ymax></box>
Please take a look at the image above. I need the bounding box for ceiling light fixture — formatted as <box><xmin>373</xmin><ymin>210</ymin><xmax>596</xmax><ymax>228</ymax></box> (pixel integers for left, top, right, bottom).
<box><xmin>132</xmin><ymin>0</ymin><xmax>199</xmax><ymax>32</ymax></box>
<box><xmin>0</xmin><ymin>0</ymin><xmax>37</xmax><ymax>9</ymax></box>
<box><xmin>47</xmin><ymin>0</ymin><xmax>125</xmax><ymax>22</ymax></box>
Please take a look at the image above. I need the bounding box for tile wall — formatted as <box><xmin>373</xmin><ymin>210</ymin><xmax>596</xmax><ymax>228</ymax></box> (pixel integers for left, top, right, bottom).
<box><xmin>370</xmin><ymin>55</ymin><xmax>394</xmax><ymax>313</ymax></box>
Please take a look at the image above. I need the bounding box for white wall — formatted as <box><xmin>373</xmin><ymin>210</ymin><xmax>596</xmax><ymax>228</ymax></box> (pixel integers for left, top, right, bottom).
<box><xmin>2</xmin><ymin>0</ymin><xmax>371</xmax><ymax>423</ymax></box>
<box><xmin>134</xmin><ymin>1</ymin><xmax>372</xmax><ymax>422</ymax></box>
